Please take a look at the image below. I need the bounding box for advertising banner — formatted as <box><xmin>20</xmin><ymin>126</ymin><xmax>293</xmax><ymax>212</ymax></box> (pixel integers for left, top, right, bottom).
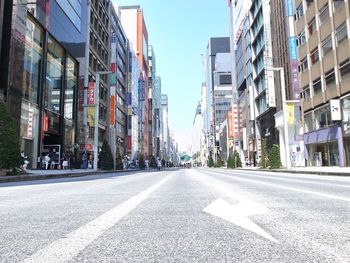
<box><xmin>286</xmin><ymin>103</ymin><xmax>295</xmax><ymax>125</ymax></box>
<box><xmin>110</xmin><ymin>86</ymin><xmax>116</xmax><ymax>126</ymax></box>
<box><xmin>285</xmin><ymin>0</ymin><xmax>295</xmax><ymax>17</ymax></box>
<box><xmin>87</xmin><ymin>82</ymin><xmax>95</xmax><ymax>126</ymax></box>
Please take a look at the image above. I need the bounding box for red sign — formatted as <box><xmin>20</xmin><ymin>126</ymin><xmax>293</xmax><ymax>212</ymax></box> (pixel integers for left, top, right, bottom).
<box><xmin>111</xmin><ymin>63</ymin><xmax>116</xmax><ymax>73</ymax></box>
<box><xmin>80</xmin><ymin>144</ymin><xmax>93</xmax><ymax>151</ymax></box>
<box><xmin>79</xmin><ymin>82</ymin><xmax>84</xmax><ymax>111</ymax></box>
<box><xmin>110</xmin><ymin>95</ymin><xmax>115</xmax><ymax>125</ymax></box>
<box><xmin>228</xmin><ymin>111</ymin><xmax>233</xmax><ymax>139</ymax></box>
<box><xmin>88</xmin><ymin>82</ymin><xmax>95</xmax><ymax>105</ymax></box>
<box><xmin>126</xmin><ymin>136</ymin><xmax>132</xmax><ymax>150</ymax></box>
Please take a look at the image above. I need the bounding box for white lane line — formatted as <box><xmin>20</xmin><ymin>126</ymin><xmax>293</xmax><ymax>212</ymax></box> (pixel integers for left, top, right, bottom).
<box><xmin>219</xmin><ymin>169</ymin><xmax>350</xmax><ymax>188</ymax></box>
<box><xmin>22</xmin><ymin>173</ymin><xmax>175</xmax><ymax>263</ymax></box>
<box><xmin>203</xmin><ymin>170</ymin><xmax>350</xmax><ymax>202</ymax></box>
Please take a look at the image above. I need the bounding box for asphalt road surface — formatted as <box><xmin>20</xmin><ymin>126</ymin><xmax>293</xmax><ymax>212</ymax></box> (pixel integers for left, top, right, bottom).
<box><xmin>1</xmin><ymin>168</ymin><xmax>350</xmax><ymax>263</ymax></box>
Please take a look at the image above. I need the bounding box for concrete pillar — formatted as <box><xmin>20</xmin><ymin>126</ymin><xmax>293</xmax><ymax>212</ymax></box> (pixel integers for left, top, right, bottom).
<box><xmin>338</xmin><ymin>126</ymin><xmax>345</xmax><ymax>167</ymax></box>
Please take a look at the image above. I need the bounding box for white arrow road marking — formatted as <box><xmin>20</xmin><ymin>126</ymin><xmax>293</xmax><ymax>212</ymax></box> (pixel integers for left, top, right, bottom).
<box><xmin>192</xmin><ymin>170</ymin><xmax>278</xmax><ymax>243</ymax></box>
<box><xmin>22</xmin><ymin>173</ymin><xmax>175</xmax><ymax>263</ymax></box>
<box><xmin>203</xmin><ymin>198</ymin><xmax>278</xmax><ymax>243</ymax></box>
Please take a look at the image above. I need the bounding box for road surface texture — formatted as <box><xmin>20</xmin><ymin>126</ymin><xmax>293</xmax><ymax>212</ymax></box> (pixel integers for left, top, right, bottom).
<box><xmin>1</xmin><ymin>168</ymin><xmax>349</xmax><ymax>262</ymax></box>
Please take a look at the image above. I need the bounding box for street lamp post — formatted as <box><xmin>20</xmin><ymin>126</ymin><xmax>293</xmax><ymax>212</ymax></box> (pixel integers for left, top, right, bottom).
<box><xmin>93</xmin><ymin>71</ymin><xmax>112</xmax><ymax>171</ymax></box>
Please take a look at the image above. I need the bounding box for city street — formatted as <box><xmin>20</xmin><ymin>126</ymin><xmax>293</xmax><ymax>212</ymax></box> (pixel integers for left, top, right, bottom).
<box><xmin>1</xmin><ymin>168</ymin><xmax>350</xmax><ymax>262</ymax></box>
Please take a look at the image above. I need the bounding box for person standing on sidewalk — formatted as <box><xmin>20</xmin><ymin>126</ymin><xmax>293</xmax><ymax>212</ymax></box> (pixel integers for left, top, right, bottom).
<box><xmin>157</xmin><ymin>157</ymin><xmax>161</xmax><ymax>171</ymax></box>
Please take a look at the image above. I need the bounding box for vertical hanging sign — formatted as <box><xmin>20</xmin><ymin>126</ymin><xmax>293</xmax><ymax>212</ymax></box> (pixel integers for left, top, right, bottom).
<box><xmin>87</xmin><ymin>82</ymin><xmax>95</xmax><ymax>126</ymax></box>
<box><xmin>110</xmin><ymin>86</ymin><xmax>116</xmax><ymax>126</ymax></box>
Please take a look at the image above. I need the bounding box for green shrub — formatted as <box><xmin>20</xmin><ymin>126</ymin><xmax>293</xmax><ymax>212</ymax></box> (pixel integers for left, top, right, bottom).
<box><xmin>208</xmin><ymin>156</ymin><xmax>214</xmax><ymax>168</ymax></box>
<box><xmin>98</xmin><ymin>140</ymin><xmax>114</xmax><ymax>170</ymax></box>
<box><xmin>233</xmin><ymin>150</ymin><xmax>242</xmax><ymax>168</ymax></box>
<box><xmin>227</xmin><ymin>154</ymin><xmax>234</xmax><ymax>169</ymax></box>
<box><xmin>0</xmin><ymin>102</ymin><xmax>21</xmax><ymax>174</ymax></box>
<box><xmin>269</xmin><ymin>144</ymin><xmax>281</xmax><ymax>169</ymax></box>
<box><xmin>260</xmin><ymin>138</ymin><xmax>269</xmax><ymax>168</ymax></box>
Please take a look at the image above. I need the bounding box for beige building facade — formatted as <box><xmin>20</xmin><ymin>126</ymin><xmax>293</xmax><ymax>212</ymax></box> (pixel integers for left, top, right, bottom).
<box><xmin>295</xmin><ymin>0</ymin><xmax>350</xmax><ymax>166</ymax></box>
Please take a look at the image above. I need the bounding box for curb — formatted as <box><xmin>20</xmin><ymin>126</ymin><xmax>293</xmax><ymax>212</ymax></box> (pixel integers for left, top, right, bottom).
<box><xmin>236</xmin><ymin>168</ymin><xmax>350</xmax><ymax>176</ymax></box>
<box><xmin>0</xmin><ymin>169</ymin><xmax>140</xmax><ymax>183</ymax></box>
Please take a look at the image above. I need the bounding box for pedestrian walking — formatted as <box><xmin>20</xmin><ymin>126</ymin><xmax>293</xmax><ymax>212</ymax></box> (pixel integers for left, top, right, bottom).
<box><xmin>44</xmin><ymin>154</ymin><xmax>50</xmax><ymax>170</ymax></box>
<box><xmin>20</xmin><ymin>151</ymin><xmax>29</xmax><ymax>172</ymax></box>
<box><xmin>157</xmin><ymin>158</ymin><xmax>161</xmax><ymax>171</ymax></box>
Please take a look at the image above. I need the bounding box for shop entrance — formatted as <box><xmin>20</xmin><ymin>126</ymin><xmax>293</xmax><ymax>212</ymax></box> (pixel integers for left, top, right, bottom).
<box><xmin>41</xmin><ymin>133</ymin><xmax>61</xmax><ymax>169</ymax></box>
<box><xmin>311</xmin><ymin>141</ymin><xmax>339</xmax><ymax>166</ymax></box>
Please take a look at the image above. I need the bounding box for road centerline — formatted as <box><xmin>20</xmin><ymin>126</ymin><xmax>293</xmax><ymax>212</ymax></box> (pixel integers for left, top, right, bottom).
<box><xmin>22</xmin><ymin>172</ymin><xmax>176</xmax><ymax>263</ymax></box>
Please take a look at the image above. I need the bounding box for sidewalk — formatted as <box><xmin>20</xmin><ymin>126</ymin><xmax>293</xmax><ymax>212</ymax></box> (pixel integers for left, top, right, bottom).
<box><xmin>0</xmin><ymin>168</ymin><xmax>138</xmax><ymax>183</ymax></box>
<box><xmin>238</xmin><ymin>166</ymin><xmax>350</xmax><ymax>176</ymax></box>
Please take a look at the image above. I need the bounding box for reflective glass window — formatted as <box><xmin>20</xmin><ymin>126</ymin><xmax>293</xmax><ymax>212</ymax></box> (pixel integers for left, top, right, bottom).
<box><xmin>45</xmin><ymin>37</ymin><xmax>64</xmax><ymax>114</ymax></box>
<box><xmin>65</xmin><ymin>56</ymin><xmax>77</xmax><ymax>120</ymax></box>
<box><xmin>23</xmin><ymin>19</ymin><xmax>44</xmax><ymax>103</ymax></box>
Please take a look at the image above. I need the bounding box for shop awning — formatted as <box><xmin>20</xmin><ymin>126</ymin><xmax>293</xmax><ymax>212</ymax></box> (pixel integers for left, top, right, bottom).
<box><xmin>304</xmin><ymin>125</ymin><xmax>339</xmax><ymax>145</ymax></box>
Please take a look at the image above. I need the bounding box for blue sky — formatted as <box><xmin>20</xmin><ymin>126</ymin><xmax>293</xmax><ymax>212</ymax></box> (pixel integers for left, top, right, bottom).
<box><xmin>113</xmin><ymin>0</ymin><xmax>229</xmax><ymax>151</ymax></box>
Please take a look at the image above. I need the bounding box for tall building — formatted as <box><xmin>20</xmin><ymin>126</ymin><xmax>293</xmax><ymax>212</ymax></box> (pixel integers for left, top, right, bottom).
<box><xmin>205</xmin><ymin>37</ymin><xmax>231</xmax><ymax>157</ymax></box>
<box><xmin>161</xmin><ymin>94</ymin><xmax>169</xmax><ymax>160</ymax></box>
<box><xmin>295</xmin><ymin>0</ymin><xmax>350</xmax><ymax>167</ymax></box>
<box><xmin>109</xmin><ymin>5</ymin><xmax>129</xmax><ymax>160</ymax></box>
<box><xmin>148</xmin><ymin>45</ymin><xmax>158</xmax><ymax>158</ymax></box>
<box><xmin>126</xmin><ymin>49</ymin><xmax>140</xmax><ymax>160</ymax></box>
<box><xmin>79</xmin><ymin>0</ymin><xmax>111</xmax><ymax>162</ymax></box>
<box><xmin>270</xmin><ymin>0</ymin><xmax>304</xmax><ymax>167</ymax></box>
<box><xmin>249</xmin><ymin>0</ymin><xmax>278</xmax><ymax>153</ymax></box>
<box><xmin>192</xmin><ymin>103</ymin><xmax>204</xmax><ymax>166</ymax></box>
<box><xmin>0</xmin><ymin>0</ymin><xmax>87</xmax><ymax>168</ymax></box>
<box><xmin>120</xmin><ymin>5</ymin><xmax>150</xmax><ymax>158</ymax></box>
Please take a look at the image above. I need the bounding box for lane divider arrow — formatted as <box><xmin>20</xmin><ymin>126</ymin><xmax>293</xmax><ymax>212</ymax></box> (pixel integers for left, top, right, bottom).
<box><xmin>203</xmin><ymin>197</ymin><xmax>279</xmax><ymax>243</ymax></box>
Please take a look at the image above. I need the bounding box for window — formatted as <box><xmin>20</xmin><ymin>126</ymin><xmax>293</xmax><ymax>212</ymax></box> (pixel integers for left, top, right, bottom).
<box><xmin>315</xmin><ymin>105</ymin><xmax>332</xmax><ymax>129</ymax></box>
<box><xmin>299</xmin><ymin>56</ymin><xmax>308</xmax><ymax>72</ymax></box>
<box><xmin>308</xmin><ymin>17</ymin><xmax>317</xmax><ymax>36</ymax></box>
<box><xmin>322</xmin><ymin>35</ymin><xmax>332</xmax><ymax>55</ymax></box>
<box><xmin>297</xmin><ymin>30</ymin><xmax>306</xmax><ymax>46</ymax></box>
<box><xmin>304</xmin><ymin>112</ymin><xmax>313</xmax><ymax>132</ymax></box>
<box><xmin>302</xmin><ymin>85</ymin><xmax>311</xmax><ymax>99</ymax></box>
<box><xmin>65</xmin><ymin>57</ymin><xmax>77</xmax><ymax>120</ymax></box>
<box><xmin>325</xmin><ymin>69</ymin><xmax>336</xmax><ymax>86</ymax></box>
<box><xmin>23</xmin><ymin>19</ymin><xmax>44</xmax><ymax>103</ymax></box>
<box><xmin>296</xmin><ymin>3</ymin><xmax>304</xmax><ymax>19</ymax></box>
<box><xmin>306</xmin><ymin>0</ymin><xmax>314</xmax><ymax>6</ymax></box>
<box><xmin>44</xmin><ymin>37</ymin><xmax>64</xmax><ymax>114</ymax></box>
<box><xmin>339</xmin><ymin>59</ymin><xmax>350</xmax><ymax>78</ymax></box>
<box><xmin>336</xmin><ymin>22</ymin><xmax>348</xmax><ymax>44</ymax></box>
<box><xmin>310</xmin><ymin>47</ymin><xmax>319</xmax><ymax>64</ymax></box>
<box><xmin>313</xmin><ymin>77</ymin><xmax>322</xmax><ymax>95</ymax></box>
<box><xmin>219</xmin><ymin>74</ymin><xmax>232</xmax><ymax>85</ymax></box>
<box><xmin>319</xmin><ymin>4</ymin><xmax>329</xmax><ymax>25</ymax></box>
<box><xmin>334</xmin><ymin>0</ymin><xmax>345</xmax><ymax>10</ymax></box>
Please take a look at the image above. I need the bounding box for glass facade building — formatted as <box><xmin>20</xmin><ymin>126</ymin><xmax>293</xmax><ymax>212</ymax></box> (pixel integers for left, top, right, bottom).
<box><xmin>1</xmin><ymin>0</ymin><xmax>87</xmax><ymax>168</ymax></box>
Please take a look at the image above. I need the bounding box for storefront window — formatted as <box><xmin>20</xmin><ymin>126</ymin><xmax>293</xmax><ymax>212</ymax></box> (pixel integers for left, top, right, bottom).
<box><xmin>315</xmin><ymin>105</ymin><xmax>331</xmax><ymax>129</ymax></box>
<box><xmin>65</xmin><ymin>57</ymin><xmax>77</xmax><ymax>120</ymax></box>
<box><xmin>44</xmin><ymin>37</ymin><xmax>64</xmax><ymax>114</ymax></box>
<box><xmin>20</xmin><ymin>102</ymin><xmax>40</xmax><ymax>168</ymax></box>
<box><xmin>23</xmin><ymin>19</ymin><xmax>43</xmax><ymax>103</ymax></box>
